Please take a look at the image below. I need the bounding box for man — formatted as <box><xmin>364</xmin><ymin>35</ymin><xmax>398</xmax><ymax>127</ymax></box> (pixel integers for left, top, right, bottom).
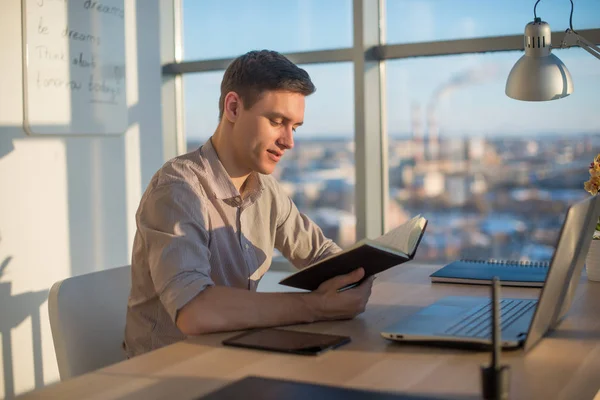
<box><xmin>124</xmin><ymin>50</ymin><xmax>374</xmax><ymax>358</ymax></box>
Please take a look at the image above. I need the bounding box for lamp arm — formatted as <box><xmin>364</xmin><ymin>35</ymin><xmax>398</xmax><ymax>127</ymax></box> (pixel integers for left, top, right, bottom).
<box><xmin>556</xmin><ymin>29</ymin><xmax>600</xmax><ymax>61</ymax></box>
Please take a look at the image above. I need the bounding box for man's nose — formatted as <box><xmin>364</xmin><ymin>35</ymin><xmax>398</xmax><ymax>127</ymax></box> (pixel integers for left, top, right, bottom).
<box><xmin>277</xmin><ymin>126</ymin><xmax>294</xmax><ymax>150</ymax></box>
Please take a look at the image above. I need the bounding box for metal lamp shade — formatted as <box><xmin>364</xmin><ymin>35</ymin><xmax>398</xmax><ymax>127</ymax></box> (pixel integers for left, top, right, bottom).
<box><xmin>505</xmin><ymin>52</ymin><xmax>574</xmax><ymax>101</ymax></box>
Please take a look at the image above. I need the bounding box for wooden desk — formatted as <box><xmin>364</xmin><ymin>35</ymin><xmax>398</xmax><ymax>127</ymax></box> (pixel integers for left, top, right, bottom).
<box><xmin>20</xmin><ymin>265</ymin><xmax>600</xmax><ymax>399</ymax></box>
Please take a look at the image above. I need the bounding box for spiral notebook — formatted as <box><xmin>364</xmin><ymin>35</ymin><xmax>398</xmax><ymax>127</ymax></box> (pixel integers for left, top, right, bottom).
<box><xmin>429</xmin><ymin>258</ymin><xmax>550</xmax><ymax>287</ymax></box>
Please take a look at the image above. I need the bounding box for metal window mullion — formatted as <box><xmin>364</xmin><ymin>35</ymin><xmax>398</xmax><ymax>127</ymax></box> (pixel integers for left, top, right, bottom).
<box><xmin>160</xmin><ymin>0</ymin><xmax>185</xmax><ymax>158</ymax></box>
<box><xmin>378</xmin><ymin>28</ymin><xmax>600</xmax><ymax>60</ymax></box>
<box><xmin>378</xmin><ymin>0</ymin><xmax>388</xmax><ymax>234</ymax></box>
<box><xmin>172</xmin><ymin>0</ymin><xmax>185</xmax><ymax>156</ymax></box>
<box><xmin>164</xmin><ymin>29</ymin><xmax>600</xmax><ymax>75</ymax></box>
<box><xmin>163</xmin><ymin>48</ymin><xmax>354</xmax><ymax>74</ymax></box>
<box><xmin>353</xmin><ymin>0</ymin><xmax>385</xmax><ymax>240</ymax></box>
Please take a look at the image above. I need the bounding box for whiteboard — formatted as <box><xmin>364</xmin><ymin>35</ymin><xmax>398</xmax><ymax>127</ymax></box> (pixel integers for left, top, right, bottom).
<box><xmin>22</xmin><ymin>0</ymin><xmax>127</xmax><ymax>135</ymax></box>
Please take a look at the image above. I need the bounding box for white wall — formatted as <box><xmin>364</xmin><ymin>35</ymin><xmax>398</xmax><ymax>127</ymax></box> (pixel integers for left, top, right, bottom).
<box><xmin>0</xmin><ymin>0</ymin><xmax>165</xmax><ymax>397</ymax></box>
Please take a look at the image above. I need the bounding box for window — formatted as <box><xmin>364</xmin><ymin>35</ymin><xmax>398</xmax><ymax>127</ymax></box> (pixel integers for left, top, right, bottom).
<box><xmin>385</xmin><ymin>48</ymin><xmax>600</xmax><ymax>263</ymax></box>
<box><xmin>184</xmin><ymin>63</ymin><xmax>357</xmax><ymax>248</ymax></box>
<box><xmin>184</xmin><ymin>71</ymin><xmax>223</xmax><ymax>148</ymax></box>
<box><xmin>385</xmin><ymin>0</ymin><xmax>600</xmax><ymax>44</ymax></box>
<box><xmin>182</xmin><ymin>0</ymin><xmax>352</xmax><ymax>61</ymax></box>
<box><xmin>178</xmin><ymin>1</ymin><xmax>599</xmax><ymax>256</ymax></box>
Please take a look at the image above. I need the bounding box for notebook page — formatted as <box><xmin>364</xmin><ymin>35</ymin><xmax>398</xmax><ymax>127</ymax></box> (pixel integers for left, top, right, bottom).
<box><xmin>374</xmin><ymin>215</ymin><xmax>424</xmax><ymax>254</ymax></box>
<box><xmin>407</xmin><ymin>216</ymin><xmax>427</xmax><ymax>253</ymax></box>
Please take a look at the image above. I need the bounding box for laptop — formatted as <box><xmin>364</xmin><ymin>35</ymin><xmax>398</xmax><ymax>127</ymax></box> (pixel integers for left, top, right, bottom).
<box><xmin>381</xmin><ymin>194</ymin><xmax>600</xmax><ymax>352</ymax></box>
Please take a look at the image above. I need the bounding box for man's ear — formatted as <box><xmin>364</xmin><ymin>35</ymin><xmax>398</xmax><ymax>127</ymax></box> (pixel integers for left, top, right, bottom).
<box><xmin>223</xmin><ymin>92</ymin><xmax>241</xmax><ymax>123</ymax></box>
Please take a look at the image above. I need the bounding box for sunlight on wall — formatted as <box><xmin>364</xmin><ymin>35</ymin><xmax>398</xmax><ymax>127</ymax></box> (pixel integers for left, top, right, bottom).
<box><xmin>0</xmin><ymin>0</ymin><xmax>161</xmax><ymax>397</ymax></box>
<box><xmin>125</xmin><ymin>124</ymin><xmax>142</xmax><ymax>260</ymax></box>
<box><xmin>0</xmin><ymin>138</ymin><xmax>70</xmax><ymax>395</ymax></box>
<box><xmin>126</xmin><ymin>0</ymin><xmax>139</xmax><ymax>106</ymax></box>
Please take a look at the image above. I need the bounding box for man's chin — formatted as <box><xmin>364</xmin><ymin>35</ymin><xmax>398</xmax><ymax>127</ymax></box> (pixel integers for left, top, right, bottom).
<box><xmin>256</xmin><ymin>162</ymin><xmax>276</xmax><ymax>175</ymax></box>
<box><xmin>258</xmin><ymin>167</ymin><xmax>275</xmax><ymax>175</ymax></box>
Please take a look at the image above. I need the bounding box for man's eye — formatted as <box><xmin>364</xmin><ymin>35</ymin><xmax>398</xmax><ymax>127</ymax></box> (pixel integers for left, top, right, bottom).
<box><xmin>270</xmin><ymin>120</ymin><xmax>282</xmax><ymax>127</ymax></box>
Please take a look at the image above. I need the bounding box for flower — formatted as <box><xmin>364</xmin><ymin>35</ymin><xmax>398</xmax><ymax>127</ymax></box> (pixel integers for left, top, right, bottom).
<box><xmin>584</xmin><ymin>153</ymin><xmax>600</xmax><ymax>238</ymax></box>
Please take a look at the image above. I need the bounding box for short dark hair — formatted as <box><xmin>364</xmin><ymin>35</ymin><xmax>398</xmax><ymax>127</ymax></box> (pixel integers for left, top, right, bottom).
<box><xmin>218</xmin><ymin>50</ymin><xmax>316</xmax><ymax>119</ymax></box>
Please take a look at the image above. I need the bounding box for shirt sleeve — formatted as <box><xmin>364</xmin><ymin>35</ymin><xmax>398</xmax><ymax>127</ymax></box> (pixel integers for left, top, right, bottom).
<box><xmin>137</xmin><ymin>181</ymin><xmax>214</xmax><ymax>323</ymax></box>
<box><xmin>274</xmin><ymin>191</ymin><xmax>342</xmax><ymax>269</ymax></box>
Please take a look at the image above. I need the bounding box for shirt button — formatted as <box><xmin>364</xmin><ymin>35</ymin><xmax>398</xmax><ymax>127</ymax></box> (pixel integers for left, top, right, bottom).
<box><xmin>244</xmin><ymin>243</ymin><xmax>249</xmax><ymax>250</ymax></box>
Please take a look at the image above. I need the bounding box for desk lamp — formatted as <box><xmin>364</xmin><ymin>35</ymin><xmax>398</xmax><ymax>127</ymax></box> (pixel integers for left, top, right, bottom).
<box><xmin>506</xmin><ymin>0</ymin><xmax>600</xmax><ymax>101</ymax></box>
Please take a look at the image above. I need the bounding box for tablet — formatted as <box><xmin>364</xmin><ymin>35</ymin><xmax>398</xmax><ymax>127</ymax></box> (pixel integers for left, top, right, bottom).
<box><xmin>222</xmin><ymin>328</ymin><xmax>351</xmax><ymax>356</ymax></box>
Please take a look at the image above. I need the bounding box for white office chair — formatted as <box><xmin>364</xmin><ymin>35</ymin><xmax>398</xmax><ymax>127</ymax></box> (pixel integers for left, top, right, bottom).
<box><xmin>48</xmin><ymin>265</ymin><xmax>131</xmax><ymax>380</ymax></box>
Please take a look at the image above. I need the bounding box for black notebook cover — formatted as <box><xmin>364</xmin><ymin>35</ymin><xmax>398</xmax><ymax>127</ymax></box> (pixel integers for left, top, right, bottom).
<box><xmin>200</xmin><ymin>376</ymin><xmax>457</xmax><ymax>400</ymax></box>
<box><xmin>279</xmin><ymin>221</ymin><xmax>427</xmax><ymax>291</ymax></box>
<box><xmin>430</xmin><ymin>259</ymin><xmax>549</xmax><ymax>288</ymax></box>
<box><xmin>279</xmin><ymin>244</ymin><xmax>410</xmax><ymax>291</ymax></box>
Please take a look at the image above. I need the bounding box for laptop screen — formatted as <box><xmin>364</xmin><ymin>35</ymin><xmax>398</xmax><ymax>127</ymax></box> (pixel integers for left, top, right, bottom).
<box><xmin>524</xmin><ymin>194</ymin><xmax>600</xmax><ymax>352</ymax></box>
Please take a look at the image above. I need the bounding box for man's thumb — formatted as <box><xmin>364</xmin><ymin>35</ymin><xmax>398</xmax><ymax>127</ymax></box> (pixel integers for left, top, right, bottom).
<box><xmin>327</xmin><ymin>267</ymin><xmax>365</xmax><ymax>290</ymax></box>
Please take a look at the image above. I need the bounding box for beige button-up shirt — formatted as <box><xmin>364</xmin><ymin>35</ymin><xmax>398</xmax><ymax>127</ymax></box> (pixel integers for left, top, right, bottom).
<box><xmin>124</xmin><ymin>139</ymin><xmax>341</xmax><ymax>357</ymax></box>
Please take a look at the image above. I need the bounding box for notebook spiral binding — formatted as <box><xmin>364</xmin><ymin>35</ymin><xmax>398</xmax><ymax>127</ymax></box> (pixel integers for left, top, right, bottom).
<box><xmin>459</xmin><ymin>259</ymin><xmax>550</xmax><ymax>268</ymax></box>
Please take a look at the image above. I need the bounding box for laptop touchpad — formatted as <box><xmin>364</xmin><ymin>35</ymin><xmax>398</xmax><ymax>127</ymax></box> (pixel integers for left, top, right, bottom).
<box><xmin>418</xmin><ymin>304</ymin><xmax>466</xmax><ymax>317</ymax></box>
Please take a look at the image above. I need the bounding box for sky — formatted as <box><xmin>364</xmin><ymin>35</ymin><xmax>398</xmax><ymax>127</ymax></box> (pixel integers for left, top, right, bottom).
<box><xmin>182</xmin><ymin>0</ymin><xmax>600</xmax><ymax>140</ymax></box>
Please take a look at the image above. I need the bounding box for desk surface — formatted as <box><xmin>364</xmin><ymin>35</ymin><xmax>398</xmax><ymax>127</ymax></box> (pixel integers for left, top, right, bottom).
<box><xmin>21</xmin><ymin>265</ymin><xmax>600</xmax><ymax>399</ymax></box>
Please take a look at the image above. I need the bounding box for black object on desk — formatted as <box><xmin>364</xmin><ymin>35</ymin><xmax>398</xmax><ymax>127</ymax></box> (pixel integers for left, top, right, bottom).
<box><xmin>430</xmin><ymin>259</ymin><xmax>549</xmax><ymax>287</ymax></box>
<box><xmin>222</xmin><ymin>328</ymin><xmax>351</xmax><ymax>356</ymax></box>
<box><xmin>480</xmin><ymin>277</ymin><xmax>511</xmax><ymax>400</ymax></box>
<box><xmin>200</xmin><ymin>376</ymin><xmax>464</xmax><ymax>399</ymax></box>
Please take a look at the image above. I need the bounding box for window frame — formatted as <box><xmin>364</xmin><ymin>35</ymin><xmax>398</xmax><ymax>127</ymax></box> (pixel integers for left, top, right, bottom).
<box><xmin>162</xmin><ymin>0</ymin><xmax>600</xmax><ymax>240</ymax></box>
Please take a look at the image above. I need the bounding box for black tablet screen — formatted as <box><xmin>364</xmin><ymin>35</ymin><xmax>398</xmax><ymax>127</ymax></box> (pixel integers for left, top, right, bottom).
<box><xmin>222</xmin><ymin>328</ymin><xmax>351</xmax><ymax>355</ymax></box>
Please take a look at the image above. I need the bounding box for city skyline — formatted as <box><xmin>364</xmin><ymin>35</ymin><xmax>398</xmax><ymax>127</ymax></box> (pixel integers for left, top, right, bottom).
<box><xmin>259</xmin><ymin>132</ymin><xmax>597</xmax><ymax>260</ymax></box>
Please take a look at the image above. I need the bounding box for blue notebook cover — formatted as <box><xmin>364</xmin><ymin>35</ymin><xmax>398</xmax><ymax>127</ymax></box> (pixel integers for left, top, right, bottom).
<box><xmin>430</xmin><ymin>259</ymin><xmax>549</xmax><ymax>287</ymax></box>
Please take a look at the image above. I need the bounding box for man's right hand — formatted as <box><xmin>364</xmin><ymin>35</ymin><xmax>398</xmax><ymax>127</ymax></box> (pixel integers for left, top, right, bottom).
<box><xmin>307</xmin><ymin>267</ymin><xmax>375</xmax><ymax>321</ymax></box>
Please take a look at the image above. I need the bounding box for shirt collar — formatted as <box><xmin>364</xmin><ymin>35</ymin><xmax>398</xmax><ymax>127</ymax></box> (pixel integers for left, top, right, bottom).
<box><xmin>199</xmin><ymin>138</ymin><xmax>264</xmax><ymax>201</ymax></box>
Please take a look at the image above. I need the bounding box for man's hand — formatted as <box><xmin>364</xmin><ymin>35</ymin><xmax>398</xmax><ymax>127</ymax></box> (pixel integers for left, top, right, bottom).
<box><xmin>308</xmin><ymin>267</ymin><xmax>375</xmax><ymax>321</ymax></box>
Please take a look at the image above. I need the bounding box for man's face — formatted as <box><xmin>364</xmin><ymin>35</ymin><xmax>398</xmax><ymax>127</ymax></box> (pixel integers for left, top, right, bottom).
<box><xmin>230</xmin><ymin>90</ymin><xmax>305</xmax><ymax>175</ymax></box>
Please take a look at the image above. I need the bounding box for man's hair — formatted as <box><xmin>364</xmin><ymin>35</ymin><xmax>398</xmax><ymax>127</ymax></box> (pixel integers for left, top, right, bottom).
<box><xmin>218</xmin><ymin>50</ymin><xmax>316</xmax><ymax>119</ymax></box>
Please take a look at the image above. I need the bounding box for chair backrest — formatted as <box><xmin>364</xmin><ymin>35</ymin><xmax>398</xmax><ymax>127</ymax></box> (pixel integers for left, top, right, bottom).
<box><xmin>48</xmin><ymin>265</ymin><xmax>131</xmax><ymax>380</ymax></box>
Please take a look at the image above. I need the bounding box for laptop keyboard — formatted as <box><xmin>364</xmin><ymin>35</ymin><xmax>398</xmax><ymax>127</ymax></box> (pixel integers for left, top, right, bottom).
<box><xmin>443</xmin><ymin>299</ymin><xmax>537</xmax><ymax>338</ymax></box>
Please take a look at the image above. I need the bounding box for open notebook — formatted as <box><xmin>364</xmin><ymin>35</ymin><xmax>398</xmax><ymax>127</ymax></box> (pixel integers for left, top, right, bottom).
<box><xmin>279</xmin><ymin>215</ymin><xmax>428</xmax><ymax>291</ymax></box>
